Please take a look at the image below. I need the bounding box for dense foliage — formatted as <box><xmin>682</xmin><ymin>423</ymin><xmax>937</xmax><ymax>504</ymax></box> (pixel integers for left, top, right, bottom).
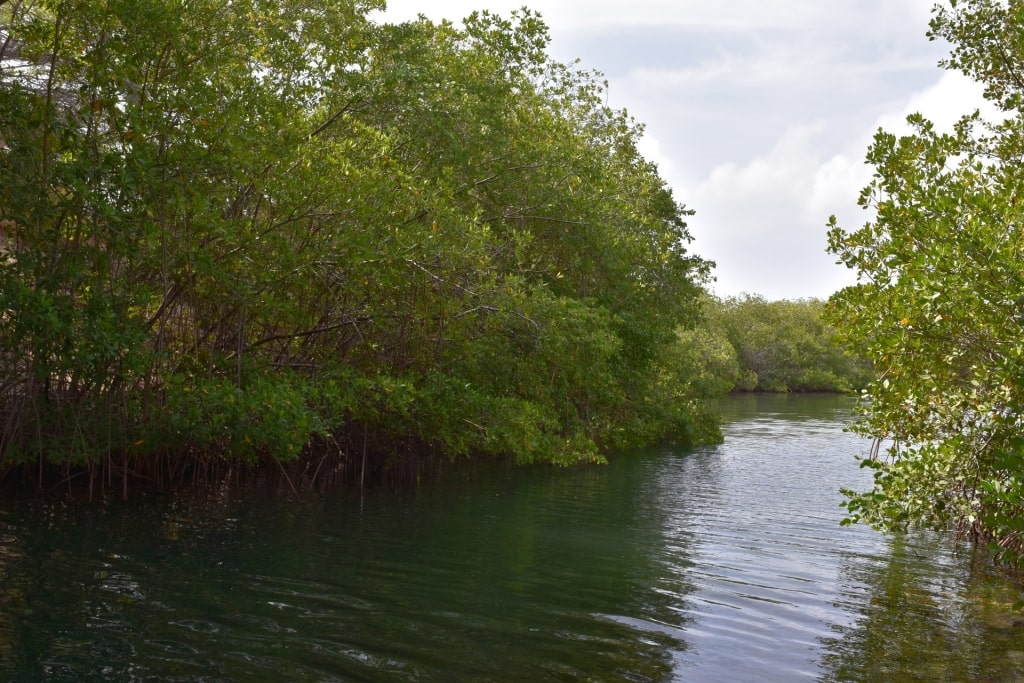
<box><xmin>0</xmin><ymin>0</ymin><xmax>716</xmax><ymax>490</ymax></box>
<box><xmin>827</xmin><ymin>0</ymin><xmax>1024</xmax><ymax>563</ymax></box>
<box><xmin>718</xmin><ymin>295</ymin><xmax>871</xmax><ymax>393</ymax></box>
<box><xmin>678</xmin><ymin>295</ymin><xmax>870</xmax><ymax>394</ymax></box>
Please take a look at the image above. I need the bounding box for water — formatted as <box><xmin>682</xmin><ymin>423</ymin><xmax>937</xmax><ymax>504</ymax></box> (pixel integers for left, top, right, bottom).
<box><xmin>2</xmin><ymin>394</ymin><xmax>1024</xmax><ymax>681</ymax></box>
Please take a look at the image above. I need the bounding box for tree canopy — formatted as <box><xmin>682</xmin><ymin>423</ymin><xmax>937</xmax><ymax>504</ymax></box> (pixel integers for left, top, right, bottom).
<box><xmin>711</xmin><ymin>295</ymin><xmax>870</xmax><ymax>393</ymax></box>
<box><xmin>0</xmin><ymin>0</ymin><xmax>715</xmax><ymax>489</ymax></box>
<box><xmin>827</xmin><ymin>0</ymin><xmax>1024</xmax><ymax>563</ymax></box>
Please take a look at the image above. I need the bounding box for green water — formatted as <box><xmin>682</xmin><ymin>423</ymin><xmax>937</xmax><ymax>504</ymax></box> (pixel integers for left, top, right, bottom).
<box><xmin>2</xmin><ymin>394</ymin><xmax>1024</xmax><ymax>681</ymax></box>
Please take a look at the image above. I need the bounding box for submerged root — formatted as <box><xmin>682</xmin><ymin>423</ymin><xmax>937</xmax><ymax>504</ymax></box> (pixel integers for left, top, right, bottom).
<box><xmin>0</xmin><ymin>430</ymin><xmax>457</xmax><ymax>500</ymax></box>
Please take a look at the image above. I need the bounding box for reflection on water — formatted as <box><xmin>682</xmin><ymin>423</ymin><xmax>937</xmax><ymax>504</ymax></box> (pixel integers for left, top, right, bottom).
<box><xmin>648</xmin><ymin>393</ymin><xmax>883</xmax><ymax>681</ymax></box>
<box><xmin>822</xmin><ymin>532</ymin><xmax>1024</xmax><ymax>683</ymax></box>
<box><xmin>1</xmin><ymin>394</ymin><xmax>1023</xmax><ymax>681</ymax></box>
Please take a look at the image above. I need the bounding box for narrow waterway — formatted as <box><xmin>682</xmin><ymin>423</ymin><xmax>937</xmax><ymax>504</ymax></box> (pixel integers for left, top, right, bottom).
<box><xmin>2</xmin><ymin>394</ymin><xmax>1023</xmax><ymax>681</ymax></box>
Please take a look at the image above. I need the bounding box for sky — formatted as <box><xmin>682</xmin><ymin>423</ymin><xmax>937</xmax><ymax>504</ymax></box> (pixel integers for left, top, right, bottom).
<box><xmin>372</xmin><ymin>0</ymin><xmax>986</xmax><ymax>300</ymax></box>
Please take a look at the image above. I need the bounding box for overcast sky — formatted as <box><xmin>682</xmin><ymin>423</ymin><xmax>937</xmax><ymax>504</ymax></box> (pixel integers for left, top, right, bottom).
<box><xmin>373</xmin><ymin>1</ymin><xmax>984</xmax><ymax>300</ymax></box>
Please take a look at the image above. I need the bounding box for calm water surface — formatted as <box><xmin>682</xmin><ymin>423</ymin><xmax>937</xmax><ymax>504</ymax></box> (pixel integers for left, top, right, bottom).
<box><xmin>2</xmin><ymin>394</ymin><xmax>1024</xmax><ymax>681</ymax></box>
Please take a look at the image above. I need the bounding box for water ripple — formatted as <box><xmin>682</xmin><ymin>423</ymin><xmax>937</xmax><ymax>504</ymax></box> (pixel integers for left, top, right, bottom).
<box><xmin>3</xmin><ymin>395</ymin><xmax>1024</xmax><ymax>681</ymax></box>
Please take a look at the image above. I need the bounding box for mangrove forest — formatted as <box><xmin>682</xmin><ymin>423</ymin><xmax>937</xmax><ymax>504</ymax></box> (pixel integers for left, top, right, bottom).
<box><xmin>1</xmin><ymin>0</ymin><xmax>725</xmax><ymax>492</ymax></box>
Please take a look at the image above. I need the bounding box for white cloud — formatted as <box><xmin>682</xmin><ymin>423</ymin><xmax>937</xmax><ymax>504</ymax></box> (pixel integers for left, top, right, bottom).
<box><xmin>700</xmin><ymin>123</ymin><xmax>825</xmax><ymax>204</ymax></box>
<box><xmin>543</xmin><ymin>1</ymin><xmax>833</xmax><ymax>31</ymax></box>
<box><xmin>875</xmin><ymin>69</ymin><xmax>990</xmax><ymax>133</ymax></box>
<box><xmin>686</xmin><ymin>67</ymin><xmax>989</xmax><ymax>300</ymax></box>
<box><xmin>630</xmin><ymin>45</ymin><xmax>938</xmax><ymax>92</ymax></box>
<box><xmin>684</xmin><ymin>123</ymin><xmax>848</xmax><ymax>299</ymax></box>
<box><xmin>375</xmin><ymin>1</ymin><xmax>826</xmax><ymax>31</ymax></box>
<box><xmin>376</xmin><ymin>0</ymin><xmax>940</xmax><ymax>35</ymax></box>
<box><xmin>636</xmin><ymin>131</ymin><xmax>677</xmax><ymax>179</ymax></box>
<box><xmin>809</xmin><ymin>70</ymin><xmax>988</xmax><ymax>229</ymax></box>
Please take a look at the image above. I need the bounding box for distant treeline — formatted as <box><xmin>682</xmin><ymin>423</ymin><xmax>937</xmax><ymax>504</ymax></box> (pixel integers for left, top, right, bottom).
<box><xmin>678</xmin><ymin>295</ymin><xmax>872</xmax><ymax>396</ymax></box>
